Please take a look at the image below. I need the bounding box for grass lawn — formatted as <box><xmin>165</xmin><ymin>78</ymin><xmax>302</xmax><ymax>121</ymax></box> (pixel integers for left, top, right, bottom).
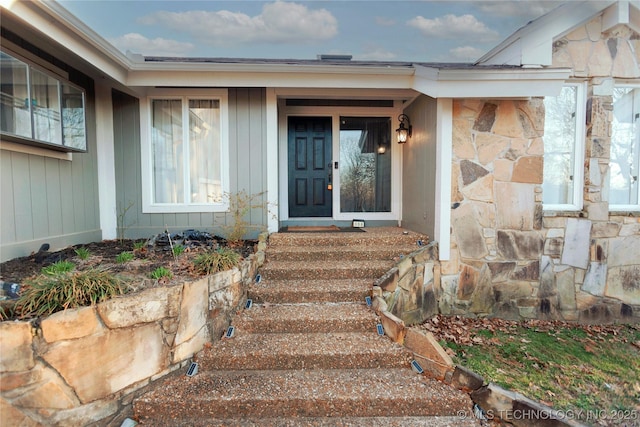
<box><xmin>419</xmin><ymin>316</ymin><xmax>640</xmax><ymax>426</ymax></box>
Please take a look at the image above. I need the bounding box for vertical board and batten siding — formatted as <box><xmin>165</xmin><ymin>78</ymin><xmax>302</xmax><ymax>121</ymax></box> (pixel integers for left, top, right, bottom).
<box><xmin>112</xmin><ymin>88</ymin><xmax>268</xmax><ymax>240</ymax></box>
<box><xmin>0</xmin><ymin>96</ymin><xmax>101</xmax><ymax>262</ymax></box>
<box><xmin>401</xmin><ymin>95</ymin><xmax>438</xmax><ymax>238</ymax></box>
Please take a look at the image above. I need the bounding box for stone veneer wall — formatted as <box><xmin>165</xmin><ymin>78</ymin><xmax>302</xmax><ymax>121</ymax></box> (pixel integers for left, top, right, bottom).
<box><xmin>0</xmin><ymin>234</ymin><xmax>266</xmax><ymax>426</ymax></box>
<box><xmin>436</xmin><ymin>15</ymin><xmax>640</xmax><ymax>323</ymax></box>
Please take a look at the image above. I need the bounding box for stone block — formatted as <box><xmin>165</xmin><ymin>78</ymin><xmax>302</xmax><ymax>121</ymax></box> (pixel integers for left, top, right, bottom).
<box><xmin>582</xmin><ymin>262</ymin><xmax>607</xmax><ymax>296</ymax></box>
<box><xmin>404</xmin><ymin>329</ymin><xmax>453</xmax><ymax>367</ymax></box>
<box><xmin>379</xmin><ymin>310</ymin><xmax>406</xmax><ymax>344</ymax></box>
<box><xmin>605</xmin><ymin>266</ymin><xmax>640</xmax><ymax>305</ymax></box>
<box><xmin>556</xmin><ymin>268</ymin><xmax>576</xmax><ymax>310</ymax></box>
<box><xmin>461</xmin><ymin>174</ymin><xmax>493</xmax><ymax>202</ymax></box>
<box><xmin>372</xmin><ymin>296</ymin><xmax>388</xmax><ymax>314</ymax></box>
<box><xmin>493</xmin><ymin>101</ymin><xmax>523</xmax><ymax>138</ymax></box>
<box><xmin>42</xmin><ymin>324</ymin><xmax>168</xmax><ymax>403</ymax></box>
<box><xmin>457</xmin><ymin>265</ymin><xmax>479</xmax><ymax>300</ymax></box>
<box><xmin>511</xmin><ymin>260</ymin><xmax>540</xmax><ymax>281</ymax></box>
<box><xmin>512</xmin><ymin>156</ymin><xmax>543</xmax><ymax>184</ymax></box>
<box><xmin>497</xmin><ymin>230</ymin><xmax>543</xmax><ymax>260</ymax></box>
<box><xmin>496</xmin><ymin>182</ymin><xmax>536</xmax><ymax>230</ymax></box>
<box><xmin>451</xmin><ymin>365</ymin><xmax>484</xmax><ymax>392</ymax></box>
<box><xmin>561</xmin><ymin>218</ymin><xmax>592</xmax><ymax>270</ymax></box>
<box><xmin>512</xmin><ymin>398</ymin><xmax>570</xmax><ymax>427</ymax></box>
<box><xmin>412</xmin><ymin>354</ymin><xmax>452</xmax><ymax>381</ymax></box>
<box><xmin>608</xmin><ymin>235</ymin><xmax>640</xmax><ymax>267</ymax></box>
<box><xmin>0</xmin><ymin>322</ymin><xmax>34</xmax><ymax>372</ymax></box>
<box><xmin>375</xmin><ymin>267</ymin><xmax>398</xmax><ymax>293</ymax></box>
<box><xmin>493</xmin><ymin>281</ymin><xmax>534</xmax><ymax>301</ymax></box>
<box><xmin>397</xmin><ymin>256</ymin><xmax>413</xmax><ymax>279</ymax></box>
<box><xmin>173</xmin><ymin>325</ymin><xmax>210</xmax><ymax>363</ymax></box>
<box><xmin>452</xmin><ymin>203</ymin><xmax>488</xmax><ymax>259</ymax></box>
<box><xmin>98</xmin><ymin>286</ymin><xmax>181</xmax><ymax>329</ymax></box>
<box><xmin>174</xmin><ymin>277</ymin><xmax>209</xmax><ymax>349</ymax></box>
<box><xmin>209</xmin><ymin>269</ymin><xmax>233</xmax><ymax>293</ymax></box>
<box><xmin>397</xmin><ymin>267</ymin><xmax>415</xmax><ymax>291</ymax></box>
<box><xmin>471</xmin><ymin>383</ymin><xmax>518</xmax><ymax>421</ymax></box>
<box><xmin>371</xmin><ymin>286</ymin><xmax>382</xmax><ymax>297</ymax></box>
<box><xmin>469</xmin><ymin>264</ymin><xmax>495</xmax><ymax>315</ymax></box>
<box><xmin>8</xmin><ymin>362</ymin><xmax>78</xmax><ymax>410</ymax></box>
<box><xmin>0</xmin><ymin>398</ymin><xmax>40</xmax><ymax>427</ymax></box>
<box><xmin>487</xmin><ymin>262</ymin><xmax>516</xmax><ymax>282</ymax></box>
<box><xmin>41</xmin><ymin>306</ymin><xmax>102</xmax><ymax>343</ymax></box>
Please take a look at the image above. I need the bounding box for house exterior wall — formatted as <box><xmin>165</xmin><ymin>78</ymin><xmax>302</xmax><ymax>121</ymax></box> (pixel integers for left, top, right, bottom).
<box><xmin>0</xmin><ymin>43</ymin><xmax>101</xmax><ymax>262</ymax></box>
<box><xmin>401</xmin><ymin>95</ymin><xmax>438</xmax><ymax>238</ymax></box>
<box><xmin>112</xmin><ymin>87</ymin><xmax>269</xmax><ymax>241</ymax></box>
<box><xmin>438</xmin><ymin>17</ymin><xmax>640</xmax><ymax>323</ymax></box>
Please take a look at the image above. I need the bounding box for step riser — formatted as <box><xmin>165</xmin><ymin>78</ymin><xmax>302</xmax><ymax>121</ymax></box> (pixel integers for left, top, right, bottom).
<box><xmin>260</xmin><ymin>267</ymin><xmax>389</xmax><ymax>281</ymax></box>
<box><xmin>249</xmin><ymin>289</ymin><xmax>368</xmax><ymax>304</ymax></box>
<box><xmin>268</xmin><ymin>235</ymin><xmax>426</xmax><ymax>248</ymax></box>
<box><xmin>135</xmin><ymin>397</ymin><xmax>460</xmax><ymax>420</ymax></box>
<box><xmin>235</xmin><ymin>318</ymin><xmax>376</xmax><ymax>334</ymax></box>
<box><xmin>266</xmin><ymin>250</ymin><xmax>405</xmax><ymax>262</ymax></box>
<box><xmin>202</xmin><ymin>353</ymin><xmax>408</xmax><ymax>371</ymax></box>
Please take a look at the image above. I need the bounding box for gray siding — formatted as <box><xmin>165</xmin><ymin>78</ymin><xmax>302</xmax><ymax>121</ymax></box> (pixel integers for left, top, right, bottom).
<box><xmin>0</xmin><ymin>102</ymin><xmax>101</xmax><ymax>262</ymax></box>
<box><xmin>401</xmin><ymin>95</ymin><xmax>438</xmax><ymax>238</ymax></box>
<box><xmin>112</xmin><ymin>88</ymin><xmax>268</xmax><ymax>240</ymax></box>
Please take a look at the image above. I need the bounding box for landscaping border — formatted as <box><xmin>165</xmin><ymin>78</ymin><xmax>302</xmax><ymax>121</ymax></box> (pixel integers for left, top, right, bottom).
<box><xmin>0</xmin><ymin>233</ymin><xmax>267</xmax><ymax>427</ymax></box>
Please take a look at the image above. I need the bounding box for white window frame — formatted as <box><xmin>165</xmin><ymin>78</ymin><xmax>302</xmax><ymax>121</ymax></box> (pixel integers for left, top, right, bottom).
<box><xmin>542</xmin><ymin>81</ymin><xmax>586</xmax><ymax>212</ymax></box>
<box><xmin>0</xmin><ymin>46</ymin><xmax>87</xmax><ymax>152</ymax></box>
<box><xmin>140</xmin><ymin>88</ymin><xmax>229</xmax><ymax>213</ymax></box>
<box><xmin>608</xmin><ymin>83</ymin><xmax>640</xmax><ymax>212</ymax></box>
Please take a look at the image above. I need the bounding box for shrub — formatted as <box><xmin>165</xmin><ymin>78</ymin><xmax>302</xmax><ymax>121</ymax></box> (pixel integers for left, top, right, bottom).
<box><xmin>150</xmin><ymin>266</ymin><xmax>172</xmax><ymax>280</ymax></box>
<box><xmin>16</xmin><ymin>269</ymin><xmax>127</xmax><ymax>318</ymax></box>
<box><xmin>193</xmin><ymin>248</ymin><xmax>241</xmax><ymax>275</ymax></box>
<box><xmin>74</xmin><ymin>247</ymin><xmax>91</xmax><ymax>260</ymax></box>
<box><xmin>42</xmin><ymin>260</ymin><xmax>75</xmax><ymax>275</ymax></box>
<box><xmin>219</xmin><ymin>190</ymin><xmax>269</xmax><ymax>246</ymax></box>
<box><xmin>116</xmin><ymin>251</ymin><xmax>134</xmax><ymax>263</ymax></box>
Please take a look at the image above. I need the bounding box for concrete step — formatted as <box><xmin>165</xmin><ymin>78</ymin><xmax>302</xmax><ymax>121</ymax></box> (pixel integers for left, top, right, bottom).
<box><xmin>197</xmin><ymin>332</ymin><xmax>411</xmax><ymax>371</ymax></box>
<box><xmin>137</xmin><ymin>416</ymin><xmax>481</xmax><ymax>427</ymax></box>
<box><xmin>233</xmin><ymin>303</ymin><xmax>377</xmax><ymax>334</ymax></box>
<box><xmin>249</xmin><ymin>279</ymin><xmax>370</xmax><ymax>304</ymax></box>
<box><xmin>259</xmin><ymin>260</ymin><xmax>390</xmax><ymax>280</ymax></box>
<box><xmin>266</xmin><ymin>245</ymin><xmax>414</xmax><ymax>262</ymax></box>
<box><xmin>133</xmin><ymin>368</ymin><xmax>475</xmax><ymax>422</ymax></box>
<box><xmin>268</xmin><ymin>227</ymin><xmax>428</xmax><ymax>248</ymax></box>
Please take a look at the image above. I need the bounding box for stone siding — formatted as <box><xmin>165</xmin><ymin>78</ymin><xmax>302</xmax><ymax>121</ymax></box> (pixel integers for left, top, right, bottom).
<box><xmin>0</xmin><ymin>235</ymin><xmax>265</xmax><ymax>426</ymax></box>
<box><xmin>437</xmin><ymin>16</ymin><xmax>640</xmax><ymax>323</ymax></box>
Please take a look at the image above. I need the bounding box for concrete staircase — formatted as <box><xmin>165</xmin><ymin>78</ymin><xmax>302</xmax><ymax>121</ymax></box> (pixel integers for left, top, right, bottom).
<box><xmin>133</xmin><ymin>228</ymin><xmax>478</xmax><ymax>426</ymax></box>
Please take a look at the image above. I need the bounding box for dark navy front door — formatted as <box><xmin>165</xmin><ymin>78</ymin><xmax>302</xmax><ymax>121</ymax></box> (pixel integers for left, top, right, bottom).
<box><xmin>288</xmin><ymin>117</ymin><xmax>332</xmax><ymax>217</ymax></box>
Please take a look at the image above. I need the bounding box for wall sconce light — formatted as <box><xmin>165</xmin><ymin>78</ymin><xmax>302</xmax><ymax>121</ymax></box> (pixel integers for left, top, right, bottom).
<box><xmin>377</xmin><ymin>144</ymin><xmax>386</xmax><ymax>154</ymax></box>
<box><xmin>396</xmin><ymin>114</ymin><xmax>412</xmax><ymax>144</ymax></box>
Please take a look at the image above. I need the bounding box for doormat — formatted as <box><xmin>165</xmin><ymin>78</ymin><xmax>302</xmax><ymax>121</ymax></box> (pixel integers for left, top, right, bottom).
<box><xmin>280</xmin><ymin>226</ymin><xmax>366</xmax><ymax>233</ymax></box>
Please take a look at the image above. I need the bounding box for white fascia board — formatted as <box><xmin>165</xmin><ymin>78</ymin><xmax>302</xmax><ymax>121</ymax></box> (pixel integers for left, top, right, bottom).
<box><xmin>126</xmin><ymin>67</ymin><xmax>414</xmax><ymax>89</ymax></box>
<box><xmin>412</xmin><ymin>65</ymin><xmax>571</xmax><ymax>98</ymax></box>
<box><xmin>478</xmin><ymin>1</ymin><xmax>616</xmax><ymax>66</ymax></box>
<box><xmin>3</xmin><ymin>0</ymin><xmax>130</xmax><ymax>83</ymax></box>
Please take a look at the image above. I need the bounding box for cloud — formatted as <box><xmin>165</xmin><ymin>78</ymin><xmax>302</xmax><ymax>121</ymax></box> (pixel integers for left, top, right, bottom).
<box><xmin>407</xmin><ymin>14</ymin><xmax>500</xmax><ymax>42</ymax></box>
<box><xmin>109</xmin><ymin>33</ymin><xmax>195</xmax><ymax>56</ymax></box>
<box><xmin>448</xmin><ymin>46</ymin><xmax>486</xmax><ymax>62</ymax></box>
<box><xmin>474</xmin><ymin>1</ymin><xmax>558</xmax><ymax>18</ymax></box>
<box><xmin>138</xmin><ymin>1</ymin><xmax>338</xmax><ymax>46</ymax></box>
<box><xmin>355</xmin><ymin>46</ymin><xmax>397</xmax><ymax>61</ymax></box>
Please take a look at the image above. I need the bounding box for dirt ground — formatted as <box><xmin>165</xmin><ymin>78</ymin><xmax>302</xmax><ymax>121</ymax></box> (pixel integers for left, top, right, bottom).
<box><xmin>0</xmin><ymin>237</ymin><xmax>255</xmax><ymax>286</ymax></box>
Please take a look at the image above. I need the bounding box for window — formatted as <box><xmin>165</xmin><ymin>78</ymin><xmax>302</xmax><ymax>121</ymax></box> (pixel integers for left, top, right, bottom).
<box><xmin>608</xmin><ymin>86</ymin><xmax>640</xmax><ymax>210</ymax></box>
<box><xmin>339</xmin><ymin>117</ymin><xmax>392</xmax><ymax>213</ymax></box>
<box><xmin>0</xmin><ymin>49</ymin><xmax>87</xmax><ymax>151</ymax></box>
<box><xmin>542</xmin><ymin>83</ymin><xmax>585</xmax><ymax>210</ymax></box>
<box><xmin>141</xmin><ymin>90</ymin><xmax>229</xmax><ymax>213</ymax></box>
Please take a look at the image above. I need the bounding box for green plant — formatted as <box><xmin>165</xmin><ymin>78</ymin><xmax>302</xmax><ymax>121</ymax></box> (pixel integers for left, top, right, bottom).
<box><xmin>172</xmin><ymin>244</ymin><xmax>185</xmax><ymax>257</ymax></box>
<box><xmin>150</xmin><ymin>266</ymin><xmax>172</xmax><ymax>280</ymax></box>
<box><xmin>42</xmin><ymin>260</ymin><xmax>75</xmax><ymax>275</ymax></box>
<box><xmin>218</xmin><ymin>190</ymin><xmax>269</xmax><ymax>246</ymax></box>
<box><xmin>74</xmin><ymin>247</ymin><xmax>91</xmax><ymax>260</ymax></box>
<box><xmin>16</xmin><ymin>269</ymin><xmax>127</xmax><ymax>318</ymax></box>
<box><xmin>133</xmin><ymin>240</ymin><xmax>146</xmax><ymax>251</ymax></box>
<box><xmin>116</xmin><ymin>200</ymin><xmax>135</xmax><ymax>244</ymax></box>
<box><xmin>193</xmin><ymin>247</ymin><xmax>241</xmax><ymax>275</ymax></box>
<box><xmin>115</xmin><ymin>251</ymin><xmax>134</xmax><ymax>263</ymax></box>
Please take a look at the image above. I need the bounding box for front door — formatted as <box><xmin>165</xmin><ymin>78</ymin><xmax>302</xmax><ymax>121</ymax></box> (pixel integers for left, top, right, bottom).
<box><xmin>288</xmin><ymin>117</ymin><xmax>332</xmax><ymax>217</ymax></box>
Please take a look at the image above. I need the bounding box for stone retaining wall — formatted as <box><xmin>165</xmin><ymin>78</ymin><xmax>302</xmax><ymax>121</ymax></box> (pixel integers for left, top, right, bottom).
<box><xmin>0</xmin><ymin>234</ymin><xmax>266</xmax><ymax>426</ymax></box>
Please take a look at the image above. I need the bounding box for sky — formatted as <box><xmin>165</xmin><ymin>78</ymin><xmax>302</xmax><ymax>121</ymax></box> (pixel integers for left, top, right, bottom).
<box><xmin>58</xmin><ymin>0</ymin><xmax>573</xmax><ymax>63</ymax></box>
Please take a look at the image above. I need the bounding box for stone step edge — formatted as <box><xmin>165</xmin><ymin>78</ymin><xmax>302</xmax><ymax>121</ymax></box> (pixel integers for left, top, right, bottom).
<box><xmin>369</xmin><ymin>297</ymin><xmax>581</xmax><ymax>427</ymax></box>
<box><xmin>138</xmin><ymin>416</ymin><xmax>481</xmax><ymax>427</ymax></box>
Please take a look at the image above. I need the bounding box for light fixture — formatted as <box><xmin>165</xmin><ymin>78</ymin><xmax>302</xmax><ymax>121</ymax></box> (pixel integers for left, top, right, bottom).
<box><xmin>396</xmin><ymin>114</ymin><xmax>412</xmax><ymax>144</ymax></box>
<box><xmin>377</xmin><ymin>144</ymin><xmax>386</xmax><ymax>154</ymax></box>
